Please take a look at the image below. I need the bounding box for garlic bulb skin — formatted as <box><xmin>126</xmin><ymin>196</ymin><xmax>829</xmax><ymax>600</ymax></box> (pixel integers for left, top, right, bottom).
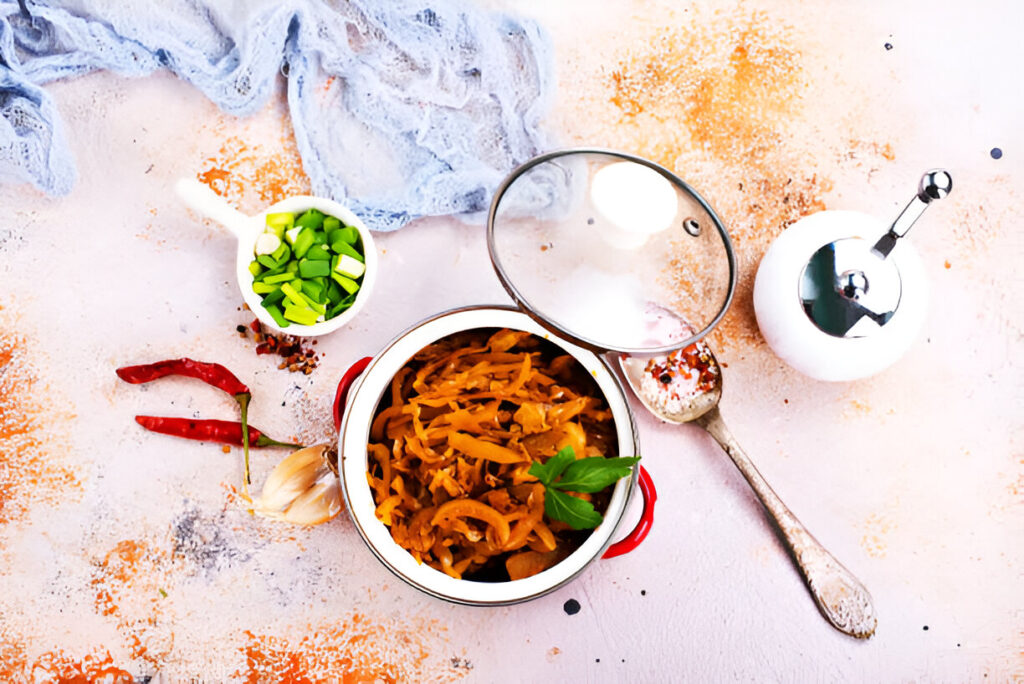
<box><xmin>753</xmin><ymin>210</ymin><xmax>928</xmax><ymax>382</ymax></box>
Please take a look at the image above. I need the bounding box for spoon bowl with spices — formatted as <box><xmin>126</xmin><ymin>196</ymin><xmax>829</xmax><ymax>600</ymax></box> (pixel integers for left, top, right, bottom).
<box><xmin>618</xmin><ymin>343</ymin><xmax>877</xmax><ymax>639</ymax></box>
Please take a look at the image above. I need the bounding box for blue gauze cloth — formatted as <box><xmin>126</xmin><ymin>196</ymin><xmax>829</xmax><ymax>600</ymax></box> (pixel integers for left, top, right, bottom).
<box><xmin>0</xmin><ymin>0</ymin><xmax>552</xmax><ymax>230</ymax></box>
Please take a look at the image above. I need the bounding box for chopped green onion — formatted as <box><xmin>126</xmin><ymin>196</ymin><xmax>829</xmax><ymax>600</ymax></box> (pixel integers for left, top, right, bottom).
<box><xmin>283</xmin><ymin>305</ymin><xmax>319</xmax><ymax>326</ymax></box>
<box><xmin>263</xmin><ymin>303</ymin><xmax>290</xmax><ymax>328</ymax></box>
<box><xmin>270</xmin><ymin>242</ymin><xmax>291</xmax><ymax>265</ymax></box>
<box><xmin>297</xmin><ymin>291</ymin><xmax>327</xmax><ymax>315</ymax></box>
<box><xmin>299</xmin><ymin>259</ymin><xmax>330</xmax><ymax>279</ymax></box>
<box><xmin>266</xmin><ymin>212</ymin><xmax>294</xmax><ymax>237</ymax></box>
<box><xmin>305</xmin><ymin>244</ymin><xmax>332</xmax><ymax>261</ymax></box>
<box><xmin>295</xmin><ymin>209</ymin><xmax>325</xmax><ymax>230</ymax></box>
<box><xmin>327</xmin><ymin>293</ymin><xmax>356</xmax><ymax>318</ymax></box>
<box><xmin>331</xmin><ymin>272</ymin><xmax>360</xmax><ymax>294</ymax></box>
<box><xmin>279</xmin><ymin>281</ymin><xmax>306</xmax><ymax>307</ymax></box>
<box><xmin>331</xmin><ymin>240</ymin><xmax>364</xmax><ymax>263</ymax></box>
<box><xmin>326</xmin><ymin>279</ymin><xmax>344</xmax><ymax>304</ymax></box>
<box><xmin>263</xmin><ymin>272</ymin><xmax>296</xmax><ymax>284</ymax></box>
<box><xmin>261</xmin><ymin>287</ymin><xmax>286</xmax><ymax>307</ymax></box>
<box><xmin>301</xmin><ymin>279</ymin><xmax>325</xmax><ymax>302</ymax></box>
<box><xmin>250</xmin><ymin>209</ymin><xmax>365</xmax><ymax>326</ymax></box>
<box><xmin>337</xmin><ymin>226</ymin><xmax>361</xmax><ymax>245</ymax></box>
<box><xmin>292</xmin><ymin>228</ymin><xmax>315</xmax><ymax>259</ymax></box>
<box><xmin>335</xmin><ymin>254</ymin><xmax>365</xmax><ymax>279</ymax></box>
<box><xmin>254</xmin><ymin>232</ymin><xmax>281</xmax><ymax>256</ymax></box>
<box><xmin>253</xmin><ymin>263</ymin><xmax>286</xmax><ymax>282</ymax></box>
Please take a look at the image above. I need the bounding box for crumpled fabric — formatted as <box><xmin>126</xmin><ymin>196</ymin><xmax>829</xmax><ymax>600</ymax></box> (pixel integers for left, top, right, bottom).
<box><xmin>0</xmin><ymin>0</ymin><xmax>552</xmax><ymax>229</ymax></box>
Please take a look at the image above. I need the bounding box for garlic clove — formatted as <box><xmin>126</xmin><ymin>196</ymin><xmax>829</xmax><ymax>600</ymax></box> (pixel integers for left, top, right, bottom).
<box><xmin>278</xmin><ymin>477</ymin><xmax>343</xmax><ymax>526</ymax></box>
<box><xmin>258</xmin><ymin>444</ymin><xmax>329</xmax><ymax>513</ymax></box>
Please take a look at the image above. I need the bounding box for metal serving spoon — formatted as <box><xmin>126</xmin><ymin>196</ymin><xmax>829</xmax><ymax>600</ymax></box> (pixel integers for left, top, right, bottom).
<box><xmin>619</xmin><ymin>343</ymin><xmax>877</xmax><ymax>639</ymax></box>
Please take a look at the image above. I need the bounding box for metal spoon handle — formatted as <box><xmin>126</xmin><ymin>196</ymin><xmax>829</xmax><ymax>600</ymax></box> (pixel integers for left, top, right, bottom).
<box><xmin>695</xmin><ymin>406</ymin><xmax>877</xmax><ymax>639</ymax></box>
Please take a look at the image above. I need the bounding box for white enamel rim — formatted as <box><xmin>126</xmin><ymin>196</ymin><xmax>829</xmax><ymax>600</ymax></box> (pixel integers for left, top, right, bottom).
<box><xmin>237</xmin><ymin>196</ymin><xmax>377</xmax><ymax>337</ymax></box>
<box><xmin>338</xmin><ymin>306</ymin><xmax>640</xmax><ymax>605</ymax></box>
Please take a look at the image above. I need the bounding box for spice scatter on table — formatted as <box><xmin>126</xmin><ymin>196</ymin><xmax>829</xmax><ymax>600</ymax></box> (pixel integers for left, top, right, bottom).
<box><xmin>550</xmin><ymin>5</ymin><xmax>907</xmax><ymax>353</ymax></box>
<box><xmin>238</xmin><ymin>317</ymin><xmax>320</xmax><ymax>375</ymax></box>
<box><xmin>0</xmin><ymin>328</ymin><xmax>79</xmax><ymax>526</ymax></box>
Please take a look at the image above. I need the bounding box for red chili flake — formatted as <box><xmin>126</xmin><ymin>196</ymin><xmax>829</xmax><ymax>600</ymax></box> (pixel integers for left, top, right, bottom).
<box><xmin>237</xmin><ymin>316</ymin><xmax>320</xmax><ymax>374</ymax></box>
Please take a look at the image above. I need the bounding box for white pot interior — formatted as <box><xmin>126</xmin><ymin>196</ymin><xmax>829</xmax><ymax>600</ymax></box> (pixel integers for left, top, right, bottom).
<box><xmin>338</xmin><ymin>307</ymin><xmax>638</xmax><ymax>605</ymax></box>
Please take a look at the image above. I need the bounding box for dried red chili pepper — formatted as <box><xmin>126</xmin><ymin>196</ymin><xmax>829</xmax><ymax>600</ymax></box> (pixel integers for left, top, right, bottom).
<box><xmin>134</xmin><ymin>416</ymin><xmax>302</xmax><ymax>449</ymax></box>
<box><xmin>116</xmin><ymin>358</ymin><xmax>255</xmax><ymax>484</ymax></box>
<box><xmin>115</xmin><ymin>358</ymin><xmax>249</xmax><ymax>396</ymax></box>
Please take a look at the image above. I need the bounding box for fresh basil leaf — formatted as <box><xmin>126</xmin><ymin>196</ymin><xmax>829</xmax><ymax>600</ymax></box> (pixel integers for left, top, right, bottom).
<box><xmin>547</xmin><ymin>446</ymin><xmax>577</xmax><ymax>480</ymax></box>
<box><xmin>544</xmin><ymin>488</ymin><xmax>604</xmax><ymax>530</ymax></box>
<box><xmin>551</xmin><ymin>456</ymin><xmax>641</xmax><ymax>493</ymax></box>
<box><xmin>528</xmin><ymin>445</ymin><xmax>577</xmax><ymax>486</ymax></box>
<box><xmin>528</xmin><ymin>460</ymin><xmax>550</xmax><ymax>484</ymax></box>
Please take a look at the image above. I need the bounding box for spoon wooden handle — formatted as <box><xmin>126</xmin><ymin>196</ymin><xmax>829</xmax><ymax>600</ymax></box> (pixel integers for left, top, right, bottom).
<box><xmin>695</xmin><ymin>406</ymin><xmax>877</xmax><ymax>639</ymax></box>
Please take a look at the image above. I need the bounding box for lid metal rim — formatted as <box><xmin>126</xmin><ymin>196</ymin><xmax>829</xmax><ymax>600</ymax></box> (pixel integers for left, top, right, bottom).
<box><xmin>486</xmin><ymin>147</ymin><xmax>738</xmax><ymax>357</ymax></box>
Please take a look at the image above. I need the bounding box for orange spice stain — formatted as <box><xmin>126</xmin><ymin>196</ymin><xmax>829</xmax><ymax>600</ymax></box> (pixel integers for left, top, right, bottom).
<box><xmin>604</xmin><ymin>10</ymin><xmax>843</xmax><ymax>350</ymax></box>
<box><xmin>236</xmin><ymin>616</ymin><xmax>466</xmax><ymax>683</ymax></box>
<box><xmin>566</xmin><ymin>8</ymin><xmax>905</xmax><ymax>353</ymax></box>
<box><xmin>197</xmin><ymin>106</ymin><xmax>311</xmax><ymax>211</ymax></box>
<box><xmin>92</xmin><ymin>540</ymin><xmax>147</xmax><ymax>617</ymax></box>
<box><xmin>0</xmin><ymin>331</ymin><xmax>79</xmax><ymax>526</ymax></box>
<box><xmin>1008</xmin><ymin>455</ymin><xmax>1024</xmax><ymax>502</ymax></box>
<box><xmin>0</xmin><ymin>639</ymin><xmax>134</xmax><ymax>683</ymax></box>
<box><xmin>845</xmin><ymin>399</ymin><xmax>872</xmax><ymax>416</ymax></box>
<box><xmin>860</xmin><ymin>512</ymin><xmax>895</xmax><ymax>558</ymax></box>
<box><xmin>90</xmin><ymin>538</ymin><xmax>175</xmax><ymax>667</ymax></box>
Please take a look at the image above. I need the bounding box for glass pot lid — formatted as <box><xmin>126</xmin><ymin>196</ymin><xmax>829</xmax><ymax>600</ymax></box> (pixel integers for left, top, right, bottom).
<box><xmin>487</xmin><ymin>149</ymin><xmax>737</xmax><ymax>356</ymax></box>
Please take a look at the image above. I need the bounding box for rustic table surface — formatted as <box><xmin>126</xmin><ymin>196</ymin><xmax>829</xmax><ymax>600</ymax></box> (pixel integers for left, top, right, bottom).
<box><xmin>1</xmin><ymin>0</ymin><xmax>1020</xmax><ymax>681</ymax></box>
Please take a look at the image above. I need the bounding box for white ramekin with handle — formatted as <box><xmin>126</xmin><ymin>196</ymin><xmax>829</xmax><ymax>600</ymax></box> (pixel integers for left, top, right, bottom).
<box><xmin>175</xmin><ymin>178</ymin><xmax>377</xmax><ymax>336</ymax></box>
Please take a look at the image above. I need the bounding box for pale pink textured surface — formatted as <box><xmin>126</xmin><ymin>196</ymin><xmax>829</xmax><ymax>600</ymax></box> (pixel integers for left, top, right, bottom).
<box><xmin>0</xmin><ymin>0</ymin><xmax>1021</xmax><ymax>681</ymax></box>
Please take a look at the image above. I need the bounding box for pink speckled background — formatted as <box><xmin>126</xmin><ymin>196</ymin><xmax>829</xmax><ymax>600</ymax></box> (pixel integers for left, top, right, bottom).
<box><xmin>0</xmin><ymin>0</ymin><xmax>1020</xmax><ymax>681</ymax></box>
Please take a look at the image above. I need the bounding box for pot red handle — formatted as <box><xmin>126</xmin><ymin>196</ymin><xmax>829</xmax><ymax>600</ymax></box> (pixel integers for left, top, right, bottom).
<box><xmin>333</xmin><ymin>357</ymin><xmax>373</xmax><ymax>431</ymax></box>
<box><xmin>602</xmin><ymin>464</ymin><xmax>656</xmax><ymax>559</ymax></box>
